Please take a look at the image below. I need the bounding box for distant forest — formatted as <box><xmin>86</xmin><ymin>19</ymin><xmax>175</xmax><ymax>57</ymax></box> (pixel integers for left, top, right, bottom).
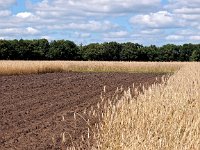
<box><xmin>0</xmin><ymin>39</ymin><xmax>200</xmax><ymax>61</ymax></box>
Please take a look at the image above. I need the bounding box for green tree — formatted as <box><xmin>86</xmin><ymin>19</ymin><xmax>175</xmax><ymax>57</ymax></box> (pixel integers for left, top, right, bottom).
<box><xmin>102</xmin><ymin>42</ymin><xmax>122</xmax><ymax>60</ymax></box>
<box><xmin>27</xmin><ymin>39</ymin><xmax>49</xmax><ymax>60</ymax></box>
<box><xmin>120</xmin><ymin>42</ymin><xmax>143</xmax><ymax>61</ymax></box>
<box><xmin>0</xmin><ymin>40</ymin><xmax>9</xmax><ymax>59</ymax></box>
<box><xmin>81</xmin><ymin>43</ymin><xmax>103</xmax><ymax>60</ymax></box>
<box><xmin>179</xmin><ymin>44</ymin><xmax>194</xmax><ymax>61</ymax></box>
<box><xmin>190</xmin><ymin>45</ymin><xmax>200</xmax><ymax>61</ymax></box>
<box><xmin>159</xmin><ymin>44</ymin><xmax>180</xmax><ymax>61</ymax></box>
<box><xmin>47</xmin><ymin>40</ymin><xmax>79</xmax><ymax>60</ymax></box>
<box><xmin>145</xmin><ymin>45</ymin><xmax>162</xmax><ymax>61</ymax></box>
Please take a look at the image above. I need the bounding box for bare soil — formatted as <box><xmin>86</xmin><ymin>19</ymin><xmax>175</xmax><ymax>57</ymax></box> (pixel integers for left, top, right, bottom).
<box><xmin>0</xmin><ymin>72</ymin><xmax>165</xmax><ymax>150</ymax></box>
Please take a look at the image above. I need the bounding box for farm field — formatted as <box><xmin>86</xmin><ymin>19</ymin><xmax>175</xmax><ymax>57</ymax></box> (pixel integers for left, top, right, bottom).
<box><xmin>0</xmin><ymin>61</ymin><xmax>185</xmax><ymax>75</ymax></box>
<box><xmin>1</xmin><ymin>0</ymin><xmax>200</xmax><ymax>149</ymax></box>
<box><xmin>0</xmin><ymin>72</ymin><xmax>165</xmax><ymax>149</ymax></box>
<box><xmin>93</xmin><ymin>63</ymin><xmax>200</xmax><ymax>150</ymax></box>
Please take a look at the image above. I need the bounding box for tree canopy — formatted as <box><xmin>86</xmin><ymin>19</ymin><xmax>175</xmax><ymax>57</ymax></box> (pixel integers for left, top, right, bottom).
<box><xmin>0</xmin><ymin>39</ymin><xmax>200</xmax><ymax>61</ymax></box>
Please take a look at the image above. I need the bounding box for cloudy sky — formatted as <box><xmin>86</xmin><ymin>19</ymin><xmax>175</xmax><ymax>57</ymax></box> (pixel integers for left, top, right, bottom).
<box><xmin>0</xmin><ymin>0</ymin><xmax>200</xmax><ymax>45</ymax></box>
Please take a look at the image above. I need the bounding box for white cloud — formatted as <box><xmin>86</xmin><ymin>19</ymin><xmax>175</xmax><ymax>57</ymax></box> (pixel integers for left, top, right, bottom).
<box><xmin>173</xmin><ymin>7</ymin><xmax>200</xmax><ymax>14</ymax></box>
<box><xmin>103</xmin><ymin>31</ymin><xmax>128</xmax><ymax>38</ymax></box>
<box><xmin>0</xmin><ymin>28</ymin><xmax>19</xmax><ymax>34</ymax></box>
<box><xmin>130</xmin><ymin>11</ymin><xmax>179</xmax><ymax>28</ymax></box>
<box><xmin>0</xmin><ymin>10</ymin><xmax>11</xmax><ymax>17</ymax></box>
<box><xmin>102</xmin><ymin>30</ymin><xmax>130</xmax><ymax>43</ymax></box>
<box><xmin>167</xmin><ymin>0</ymin><xmax>200</xmax><ymax>24</ymax></box>
<box><xmin>172</xmin><ymin>7</ymin><xmax>200</xmax><ymax>21</ymax></box>
<box><xmin>168</xmin><ymin>0</ymin><xmax>200</xmax><ymax>8</ymax></box>
<box><xmin>0</xmin><ymin>0</ymin><xmax>200</xmax><ymax>45</ymax></box>
<box><xmin>74</xmin><ymin>32</ymin><xmax>91</xmax><ymax>38</ymax></box>
<box><xmin>47</xmin><ymin>20</ymin><xmax>118</xmax><ymax>32</ymax></box>
<box><xmin>28</xmin><ymin>0</ymin><xmax>161</xmax><ymax>18</ymax></box>
<box><xmin>16</xmin><ymin>12</ymin><xmax>40</xmax><ymax>22</ymax></box>
<box><xmin>189</xmin><ymin>36</ymin><xmax>200</xmax><ymax>41</ymax></box>
<box><xmin>166</xmin><ymin>35</ymin><xmax>184</xmax><ymax>40</ymax></box>
<box><xmin>26</xmin><ymin>27</ymin><xmax>39</xmax><ymax>35</ymax></box>
<box><xmin>140</xmin><ymin>29</ymin><xmax>161</xmax><ymax>34</ymax></box>
<box><xmin>180</xmin><ymin>14</ymin><xmax>200</xmax><ymax>21</ymax></box>
<box><xmin>0</xmin><ymin>0</ymin><xmax>16</xmax><ymax>8</ymax></box>
<box><xmin>178</xmin><ymin>29</ymin><xmax>196</xmax><ymax>35</ymax></box>
<box><xmin>0</xmin><ymin>27</ymin><xmax>39</xmax><ymax>35</ymax></box>
<box><xmin>41</xmin><ymin>35</ymin><xmax>52</xmax><ymax>40</ymax></box>
<box><xmin>16</xmin><ymin>12</ymin><xmax>34</xmax><ymax>19</ymax></box>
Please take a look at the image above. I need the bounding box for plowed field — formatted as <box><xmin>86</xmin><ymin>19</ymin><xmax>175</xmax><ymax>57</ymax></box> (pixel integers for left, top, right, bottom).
<box><xmin>0</xmin><ymin>72</ymin><xmax>165</xmax><ymax>149</ymax></box>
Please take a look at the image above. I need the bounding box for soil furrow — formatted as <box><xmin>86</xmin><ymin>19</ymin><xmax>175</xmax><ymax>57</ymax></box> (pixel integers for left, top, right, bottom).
<box><xmin>0</xmin><ymin>72</ymin><xmax>165</xmax><ymax>149</ymax></box>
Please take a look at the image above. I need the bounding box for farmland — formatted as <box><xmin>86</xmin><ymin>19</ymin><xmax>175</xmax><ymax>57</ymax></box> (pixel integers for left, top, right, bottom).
<box><xmin>0</xmin><ymin>61</ymin><xmax>199</xmax><ymax>149</ymax></box>
<box><xmin>0</xmin><ymin>71</ymin><xmax>165</xmax><ymax>149</ymax></box>
<box><xmin>92</xmin><ymin>63</ymin><xmax>200</xmax><ymax>150</ymax></box>
<box><xmin>0</xmin><ymin>61</ymin><xmax>184</xmax><ymax>75</ymax></box>
<box><xmin>1</xmin><ymin>0</ymin><xmax>200</xmax><ymax>149</ymax></box>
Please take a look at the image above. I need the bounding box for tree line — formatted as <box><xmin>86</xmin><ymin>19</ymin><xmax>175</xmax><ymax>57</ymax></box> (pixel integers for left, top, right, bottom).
<box><xmin>0</xmin><ymin>39</ymin><xmax>200</xmax><ymax>61</ymax></box>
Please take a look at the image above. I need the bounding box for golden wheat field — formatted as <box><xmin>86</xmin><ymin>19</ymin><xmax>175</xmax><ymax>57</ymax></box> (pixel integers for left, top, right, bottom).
<box><xmin>81</xmin><ymin>62</ymin><xmax>200</xmax><ymax>150</ymax></box>
<box><xmin>0</xmin><ymin>60</ymin><xmax>186</xmax><ymax>75</ymax></box>
<box><xmin>1</xmin><ymin>61</ymin><xmax>199</xmax><ymax>149</ymax></box>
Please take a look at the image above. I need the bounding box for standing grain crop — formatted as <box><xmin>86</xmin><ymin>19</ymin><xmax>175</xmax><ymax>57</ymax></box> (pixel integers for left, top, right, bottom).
<box><xmin>91</xmin><ymin>63</ymin><xmax>200</xmax><ymax>150</ymax></box>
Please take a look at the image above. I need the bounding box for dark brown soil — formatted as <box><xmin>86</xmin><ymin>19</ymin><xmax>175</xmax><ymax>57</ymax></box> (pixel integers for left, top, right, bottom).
<box><xmin>0</xmin><ymin>72</ymin><xmax>165</xmax><ymax>150</ymax></box>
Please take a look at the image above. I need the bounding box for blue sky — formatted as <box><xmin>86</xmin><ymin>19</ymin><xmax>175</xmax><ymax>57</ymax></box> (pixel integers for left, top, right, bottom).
<box><xmin>0</xmin><ymin>0</ymin><xmax>200</xmax><ymax>45</ymax></box>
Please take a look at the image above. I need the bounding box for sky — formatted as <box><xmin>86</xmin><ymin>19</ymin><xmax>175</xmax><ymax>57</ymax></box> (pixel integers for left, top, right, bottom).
<box><xmin>0</xmin><ymin>0</ymin><xmax>200</xmax><ymax>45</ymax></box>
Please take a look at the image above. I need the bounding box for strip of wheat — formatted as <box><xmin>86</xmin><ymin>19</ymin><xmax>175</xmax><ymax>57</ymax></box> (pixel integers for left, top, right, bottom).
<box><xmin>94</xmin><ymin>62</ymin><xmax>200</xmax><ymax>150</ymax></box>
<box><xmin>0</xmin><ymin>61</ymin><xmax>185</xmax><ymax>75</ymax></box>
